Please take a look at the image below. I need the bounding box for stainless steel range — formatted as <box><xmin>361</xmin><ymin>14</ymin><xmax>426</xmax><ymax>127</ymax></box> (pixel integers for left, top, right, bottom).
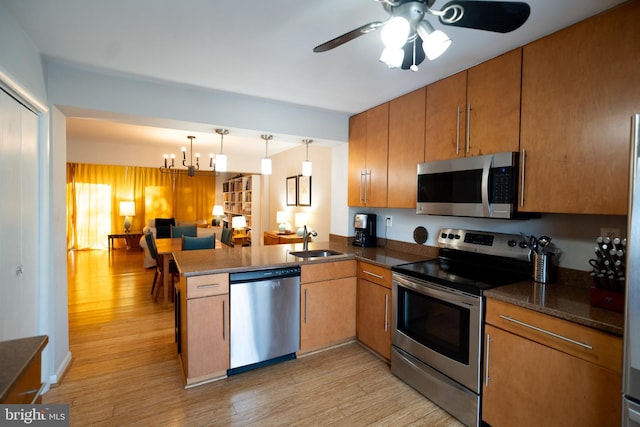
<box><xmin>391</xmin><ymin>228</ymin><xmax>531</xmax><ymax>427</ymax></box>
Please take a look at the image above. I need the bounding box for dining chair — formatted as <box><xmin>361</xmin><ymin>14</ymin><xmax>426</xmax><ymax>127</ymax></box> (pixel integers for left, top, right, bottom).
<box><xmin>221</xmin><ymin>227</ymin><xmax>233</xmax><ymax>246</ymax></box>
<box><xmin>145</xmin><ymin>231</ymin><xmax>178</xmax><ymax>301</ymax></box>
<box><xmin>171</xmin><ymin>224</ymin><xmax>197</xmax><ymax>238</ymax></box>
<box><xmin>181</xmin><ymin>234</ymin><xmax>215</xmax><ymax>250</ymax></box>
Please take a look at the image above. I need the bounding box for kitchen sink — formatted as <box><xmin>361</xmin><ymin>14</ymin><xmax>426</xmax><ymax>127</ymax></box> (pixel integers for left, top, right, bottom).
<box><xmin>289</xmin><ymin>249</ymin><xmax>344</xmax><ymax>258</ymax></box>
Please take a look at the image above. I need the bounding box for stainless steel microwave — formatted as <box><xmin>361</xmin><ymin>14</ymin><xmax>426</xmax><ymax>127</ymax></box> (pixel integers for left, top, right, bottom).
<box><xmin>417</xmin><ymin>152</ymin><xmax>519</xmax><ymax>219</ymax></box>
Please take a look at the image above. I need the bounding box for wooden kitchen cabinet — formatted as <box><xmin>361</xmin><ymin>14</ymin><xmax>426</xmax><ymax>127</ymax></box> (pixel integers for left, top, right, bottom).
<box><xmin>356</xmin><ymin>261</ymin><xmax>392</xmax><ymax>360</ymax></box>
<box><xmin>300</xmin><ymin>260</ymin><xmax>357</xmax><ymax>354</ymax></box>
<box><xmin>348</xmin><ymin>103</ymin><xmax>389</xmax><ymax>207</ymax></box>
<box><xmin>519</xmin><ymin>1</ymin><xmax>640</xmax><ymax>215</ymax></box>
<box><xmin>483</xmin><ymin>298</ymin><xmax>622</xmax><ymax>427</ymax></box>
<box><xmin>180</xmin><ymin>273</ymin><xmax>229</xmax><ymax>386</ymax></box>
<box><xmin>387</xmin><ymin>88</ymin><xmax>426</xmax><ymax>208</ymax></box>
<box><xmin>425</xmin><ymin>49</ymin><xmax>521</xmax><ymax>162</ymax></box>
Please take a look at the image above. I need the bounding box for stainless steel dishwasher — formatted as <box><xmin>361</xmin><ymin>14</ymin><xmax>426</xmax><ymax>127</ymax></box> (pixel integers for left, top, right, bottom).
<box><xmin>228</xmin><ymin>266</ymin><xmax>300</xmax><ymax>375</ymax></box>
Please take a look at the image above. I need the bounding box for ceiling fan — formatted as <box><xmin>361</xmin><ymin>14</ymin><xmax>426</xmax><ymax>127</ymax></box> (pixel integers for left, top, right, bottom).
<box><xmin>313</xmin><ymin>0</ymin><xmax>530</xmax><ymax>71</ymax></box>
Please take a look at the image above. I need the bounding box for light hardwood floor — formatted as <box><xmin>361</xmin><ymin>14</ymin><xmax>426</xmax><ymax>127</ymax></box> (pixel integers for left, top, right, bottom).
<box><xmin>45</xmin><ymin>249</ymin><xmax>463</xmax><ymax>426</ymax></box>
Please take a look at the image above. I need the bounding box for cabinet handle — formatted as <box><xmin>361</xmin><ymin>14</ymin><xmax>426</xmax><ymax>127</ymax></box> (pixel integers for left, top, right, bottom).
<box><xmin>363</xmin><ymin>270</ymin><xmax>384</xmax><ymax>279</ymax></box>
<box><xmin>222</xmin><ymin>300</ymin><xmax>227</xmax><ymax>341</ymax></box>
<box><xmin>304</xmin><ymin>288</ymin><xmax>309</xmax><ymax>324</ymax></box>
<box><xmin>359</xmin><ymin>171</ymin><xmax>364</xmax><ymax>203</ymax></box>
<box><xmin>520</xmin><ymin>149</ymin><xmax>526</xmax><ymax>206</ymax></box>
<box><xmin>465</xmin><ymin>103</ymin><xmax>471</xmax><ymax>154</ymax></box>
<box><xmin>456</xmin><ymin>106</ymin><xmax>461</xmax><ymax>155</ymax></box>
<box><xmin>498</xmin><ymin>315</ymin><xmax>593</xmax><ymax>350</ymax></box>
<box><xmin>197</xmin><ymin>283</ymin><xmax>220</xmax><ymax>289</ymax></box>
<box><xmin>364</xmin><ymin>170</ymin><xmax>371</xmax><ymax>204</ymax></box>
<box><xmin>384</xmin><ymin>294</ymin><xmax>389</xmax><ymax>332</ymax></box>
<box><xmin>485</xmin><ymin>333</ymin><xmax>491</xmax><ymax>387</ymax></box>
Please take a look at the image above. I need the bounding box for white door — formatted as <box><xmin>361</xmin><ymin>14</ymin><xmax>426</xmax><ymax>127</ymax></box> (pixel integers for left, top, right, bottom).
<box><xmin>0</xmin><ymin>88</ymin><xmax>39</xmax><ymax>340</ymax></box>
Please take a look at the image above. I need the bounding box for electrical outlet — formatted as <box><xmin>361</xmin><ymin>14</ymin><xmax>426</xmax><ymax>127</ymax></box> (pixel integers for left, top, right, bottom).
<box><xmin>385</xmin><ymin>216</ymin><xmax>392</xmax><ymax>227</ymax></box>
<box><xmin>600</xmin><ymin>227</ymin><xmax>620</xmax><ymax>239</ymax></box>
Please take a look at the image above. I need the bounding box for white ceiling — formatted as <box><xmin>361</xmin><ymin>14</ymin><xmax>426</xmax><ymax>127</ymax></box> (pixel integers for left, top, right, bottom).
<box><xmin>2</xmin><ymin>0</ymin><xmax>627</xmax><ymax>159</ymax></box>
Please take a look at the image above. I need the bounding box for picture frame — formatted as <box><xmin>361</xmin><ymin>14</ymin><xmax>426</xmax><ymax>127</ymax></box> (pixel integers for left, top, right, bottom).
<box><xmin>286</xmin><ymin>176</ymin><xmax>298</xmax><ymax>206</ymax></box>
<box><xmin>298</xmin><ymin>175</ymin><xmax>312</xmax><ymax>206</ymax></box>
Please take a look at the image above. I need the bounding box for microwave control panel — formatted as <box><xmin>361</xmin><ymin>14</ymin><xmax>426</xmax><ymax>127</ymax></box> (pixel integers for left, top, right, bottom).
<box><xmin>490</xmin><ymin>166</ymin><xmax>516</xmax><ymax>204</ymax></box>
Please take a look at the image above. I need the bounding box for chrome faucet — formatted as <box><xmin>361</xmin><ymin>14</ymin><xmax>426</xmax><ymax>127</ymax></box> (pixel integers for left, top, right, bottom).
<box><xmin>302</xmin><ymin>225</ymin><xmax>317</xmax><ymax>251</ymax></box>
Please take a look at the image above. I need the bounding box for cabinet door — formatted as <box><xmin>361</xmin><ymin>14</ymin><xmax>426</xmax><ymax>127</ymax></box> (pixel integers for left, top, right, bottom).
<box><xmin>425</xmin><ymin>71</ymin><xmax>467</xmax><ymax>162</ymax></box>
<box><xmin>466</xmin><ymin>49</ymin><xmax>521</xmax><ymax>157</ymax></box>
<box><xmin>186</xmin><ymin>294</ymin><xmax>229</xmax><ymax>380</ymax></box>
<box><xmin>388</xmin><ymin>88</ymin><xmax>426</xmax><ymax>208</ymax></box>
<box><xmin>300</xmin><ymin>277</ymin><xmax>357</xmax><ymax>353</ymax></box>
<box><xmin>357</xmin><ymin>279</ymin><xmax>391</xmax><ymax>359</ymax></box>
<box><xmin>520</xmin><ymin>1</ymin><xmax>640</xmax><ymax>214</ymax></box>
<box><xmin>348</xmin><ymin>111</ymin><xmax>367</xmax><ymax>206</ymax></box>
<box><xmin>483</xmin><ymin>325</ymin><xmax>621</xmax><ymax>427</ymax></box>
<box><xmin>365</xmin><ymin>103</ymin><xmax>389</xmax><ymax>207</ymax></box>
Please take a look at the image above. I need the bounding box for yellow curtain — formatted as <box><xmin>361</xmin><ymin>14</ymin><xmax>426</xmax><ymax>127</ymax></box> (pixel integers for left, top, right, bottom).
<box><xmin>67</xmin><ymin>163</ymin><xmax>216</xmax><ymax>250</ymax></box>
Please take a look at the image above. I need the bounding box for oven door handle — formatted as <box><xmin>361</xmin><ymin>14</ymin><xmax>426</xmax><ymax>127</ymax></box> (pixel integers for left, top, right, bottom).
<box><xmin>393</xmin><ymin>274</ymin><xmax>479</xmax><ymax>308</ymax></box>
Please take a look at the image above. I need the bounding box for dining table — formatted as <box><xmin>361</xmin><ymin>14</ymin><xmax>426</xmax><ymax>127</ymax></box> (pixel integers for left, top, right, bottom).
<box><xmin>154</xmin><ymin>237</ymin><xmax>220</xmax><ymax>307</ymax></box>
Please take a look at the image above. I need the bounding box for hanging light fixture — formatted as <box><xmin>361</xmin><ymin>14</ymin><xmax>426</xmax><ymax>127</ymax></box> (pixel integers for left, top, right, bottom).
<box><xmin>416</xmin><ymin>20</ymin><xmax>451</xmax><ymax>60</ymax></box>
<box><xmin>301</xmin><ymin>139</ymin><xmax>313</xmax><ymax>177</ymax></box>
<box><xmin>160</xmin><ymin>135</ymin><xmax>211</xmax><ymax>177</ymax></box>
<box><xmin>261</xmin><ymin>134</ymin><xmax>273</xmax><ymax>175</ymax></box>
<box><xmin>215</xmin><ymin>129</ymin><xmax>228</xmax><ymax>172</ymax></box>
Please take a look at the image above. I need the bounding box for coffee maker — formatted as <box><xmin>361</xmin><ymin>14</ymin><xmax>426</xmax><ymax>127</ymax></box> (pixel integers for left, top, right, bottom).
<box><xmin>353</xmin><ymin>213</ymin><xmax>377</xmax><ymax>247</ymax></box>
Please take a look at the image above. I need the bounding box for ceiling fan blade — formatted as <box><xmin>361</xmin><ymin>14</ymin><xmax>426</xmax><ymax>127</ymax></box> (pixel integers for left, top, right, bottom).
<box><xmin>401</xmin><ymin>37</ymin><xmax>426</xmax><ymax>70</ymax></box>
<box><xmin>313</xmin><ymin>21</ymin><xmax>383</xmax><ymax>53</ymax></box>
<box><xmin>438</xmin><ymin>1</ymin><xmax>530</xmax><ymax>33</ymax></box>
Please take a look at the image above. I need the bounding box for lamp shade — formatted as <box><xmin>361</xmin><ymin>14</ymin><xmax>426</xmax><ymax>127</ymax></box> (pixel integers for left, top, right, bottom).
<box><xmin>212</xmin><ymin>205</ymin><xmax>225</xmax><ymax>216</ymax></box>
<box><xmin>119</xmin><ymin>201</ymin><xmax>135</xmax><ymax>216</ymax></box>
<box><xmin>261</xmin><ymin>157</ymin><xmax>272</xmax><ymax>175</ymax></box>
<box><xmin>302</xmin><ymin>160</ymin><xmax>312</xmax><ymax>177</ymax></box>
<box><xmin>231</xmin><ymin>215</ymin><xmax>247</xmax><ymax>229</ymax></box>
<box><xmin>276</xmin><ymin>211</ymin><xmax>288</xmax><ymax>224</ymax></box>
<box><xmin>216</xmin><ymin>154</ymin><xmax>227</xmax><ymax>172</ymax></box>
<box><xmin>294</xmin><ymin>213</ymin><xmax>307</xmax><ymax>227</ymax></box>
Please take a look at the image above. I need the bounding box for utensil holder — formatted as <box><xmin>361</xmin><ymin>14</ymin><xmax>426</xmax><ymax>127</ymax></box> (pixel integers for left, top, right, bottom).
<box><xmin>533</xmin><ymin>252</ymin><xmax>556</xmax><ymax>283</ymax></box>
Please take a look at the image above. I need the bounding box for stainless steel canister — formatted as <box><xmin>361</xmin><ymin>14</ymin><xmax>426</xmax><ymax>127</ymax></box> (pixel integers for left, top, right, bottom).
<box><xmin>533</xmin><ymin>252</ymin><xmax>556</xmax><ymax>283</ymax></box>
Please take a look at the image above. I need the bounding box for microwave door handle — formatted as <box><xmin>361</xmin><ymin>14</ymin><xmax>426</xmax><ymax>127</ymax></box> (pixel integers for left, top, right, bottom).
<box><xmin>482</xmin><ymin>156</ymin><xmax>491</xmax><ymax>217</ymax></box>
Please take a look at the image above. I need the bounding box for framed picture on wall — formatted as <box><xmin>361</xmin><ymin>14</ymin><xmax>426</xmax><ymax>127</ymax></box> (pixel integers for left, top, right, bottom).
<box><xmin>298</xmin><ymin>175</ymin><xmax>312</xmax><ymax>206</ymax></box>
<box><xmin>286</xmin><ymin>176</ymin><xmax>297</xmax><ymax>206</ymax></box>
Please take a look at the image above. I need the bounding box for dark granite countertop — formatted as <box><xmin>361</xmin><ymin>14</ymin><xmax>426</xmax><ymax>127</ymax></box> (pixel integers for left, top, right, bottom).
<box><xmin>485</xmin><ymin>271</ymin><xmax>624</xmax><ymax>336</ymax></box>
<box><xmin>0</xmin><ymin>335</ymin><xmax>48</xmax><ymax>402</ymax></box>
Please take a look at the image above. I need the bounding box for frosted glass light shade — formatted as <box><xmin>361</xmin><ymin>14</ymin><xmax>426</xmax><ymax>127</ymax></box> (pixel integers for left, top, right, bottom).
<box><xmin>302</xmin><ymin>160</ymin><xmax>312</xmax><ymax>177</ymax></box>
<box><xmin>379</xmin><ymin>47</ymin><xmax>404</xmax><ymax>68</ymax></box>
<box><xmin>381</xmin><ymin>17</ymin><xmax>410</xmax><ymax>48</ymax></box>
<box><xmin>417</xmin><ymin>21</ymin><xmax>451</xmax><ymax>60</ymax></box>
<box><xmin>261</xmin><ymin>157</ymin><xmax>272</xmax><ymax>175</ymax></box>
<box><xmin>216</xmin><ymin>154</ymin><xmax>227</xmax><ymax>172</ymax></box>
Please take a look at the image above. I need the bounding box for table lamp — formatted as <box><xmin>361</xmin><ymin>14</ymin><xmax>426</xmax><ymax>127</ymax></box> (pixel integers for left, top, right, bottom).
<box><xmin>231</xmin><ymin>215</ymin><xmax>247</xmax><ymax>235</ymax></box>
<box><xmin>295</xmin><ymin>213</ymin><xmax>307</xmax><ymax>236</ymax></box>
<box><xmin>276</xmin><ymin>211</ymin><xmax>290</xmax><ymax>233</ymax></box>
<box><xmin>119</xmin><ymin>201</ymin><xmax>135</xmax><ymax>233</ymax></box>
<box><xmin>212</xmin><ymin>205</ymin><xmax>224</xmax><ymax>226</ymax></box>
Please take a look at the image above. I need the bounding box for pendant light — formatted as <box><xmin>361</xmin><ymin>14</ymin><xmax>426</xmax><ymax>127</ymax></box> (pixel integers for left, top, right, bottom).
<box><xmin>302</xmin><ymin>139</ymin><xmax>313</xmax><ymax>176</ymax></box>
<box><xmin>261</xmin><ymin>134</ymin><xmax>273</xmax><ymax>175</ymax></box>
<box><xmin>215</xmin><ymin>128</ymin><xmax>228</xmax><ymax>172</ymax></box>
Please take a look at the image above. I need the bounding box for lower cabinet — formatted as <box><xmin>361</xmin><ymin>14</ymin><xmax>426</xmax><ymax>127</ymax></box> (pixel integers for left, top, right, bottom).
<box><xmin>356</xmin><ymin>262</ymin><xmax>392</xmax><ymax>360</ymax></box>
<box><xmin>483</xmin><ymin>298</ymin><xmax>622</xmax><ymax>427</ymax></box>
<box><xmin>300</xmin><ymin>260</ymin><xmax>357</xmax><ymax>354</ymax></box>
<box><xmin>180</xmin><ymin>273</ymin><xmax>229</xmax><ymax>386</ymax></box>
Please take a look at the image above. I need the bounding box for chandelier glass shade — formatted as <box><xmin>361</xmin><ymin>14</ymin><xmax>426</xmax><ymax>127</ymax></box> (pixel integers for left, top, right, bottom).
<box><xmin>261</xmin><ymin>134</ymin><xmax>273</xmax><ymax>175</ymax></box>
<box><xmin>301</xmin><ymin>139</ymin><xmax>313</xmax><ymax>177</ymax></box>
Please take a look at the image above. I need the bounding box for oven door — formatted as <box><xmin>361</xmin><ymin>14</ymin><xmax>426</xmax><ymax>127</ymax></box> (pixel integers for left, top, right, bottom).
<box><xmin>392</xmin><ymin>272</ymin><xmax>482</xmax><ymax>393</ymax></box>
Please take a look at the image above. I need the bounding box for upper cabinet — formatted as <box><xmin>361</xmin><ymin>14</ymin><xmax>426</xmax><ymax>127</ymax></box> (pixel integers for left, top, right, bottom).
<box><xmin>348</xmin><ymin>103</ymin><xmax>389</xmax><ymax>207</ymax></box>
<box><xmin>519</xmin><ymin>1</ymin><xmax>640</xmax><ymax>215</ymax></box>
<box><xmin>425</xmin><ymin>49</ymin><xmax>522</xmax><ymax>162</ymax></box>
<box><xmin>388</xmin><ymin>88</ymin><xmax>426</xmax><ymax>208</ymax></box>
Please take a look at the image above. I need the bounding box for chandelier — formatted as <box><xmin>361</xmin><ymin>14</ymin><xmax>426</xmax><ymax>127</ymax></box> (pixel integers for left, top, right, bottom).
<box><xmin>160</xmin><ymin>130</ymin><xmax>230</xmax><ymax>176</ymax></box>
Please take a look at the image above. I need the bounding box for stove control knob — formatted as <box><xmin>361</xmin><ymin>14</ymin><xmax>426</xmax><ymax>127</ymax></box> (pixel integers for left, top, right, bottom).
<box><xmin>519</xmin><ymin>241</ymin><xmax>529</xmax><ymax>249</ymax></box>
<box><xmin>441</xmin><ymin>232</ymin><xmax>448</xmax><ymax>239</ymax></box>
<box><xmin>508</xmin><ymin>239</ymin><xmax>517</xmax><ymax>247</ymax></box>
<box><xmin>448</xmin><ymin>233</ymin><xmax>455</xmax><ymax>239</ymax></box>
<box><xmin>455</xmin><ymin>234</ymin><xmax>461</xmax><ymax>239</ymax></box>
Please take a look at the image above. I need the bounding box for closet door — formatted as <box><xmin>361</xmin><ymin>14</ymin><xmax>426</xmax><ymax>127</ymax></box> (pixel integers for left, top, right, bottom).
<box><xmin>0</xmin><ymin>89</ymin><xmax>39</xmax><ymax>340</ymax></box>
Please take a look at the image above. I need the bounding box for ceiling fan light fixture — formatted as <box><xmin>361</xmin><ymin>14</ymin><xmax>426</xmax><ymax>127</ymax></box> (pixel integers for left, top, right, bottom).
<box><xmin>381</xmin><ymin>16</ymin><xmax>410</xmax><ymax>48</ymax></box>
<box><xmin>417</xmin><ymin>21</ymin><xmax>451</xmax><ymax>60</ymax></box>
<box><xmin>379</xmin><ymin>46</ymin><xmax>404</xmax><ymax>68</ymax></box>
